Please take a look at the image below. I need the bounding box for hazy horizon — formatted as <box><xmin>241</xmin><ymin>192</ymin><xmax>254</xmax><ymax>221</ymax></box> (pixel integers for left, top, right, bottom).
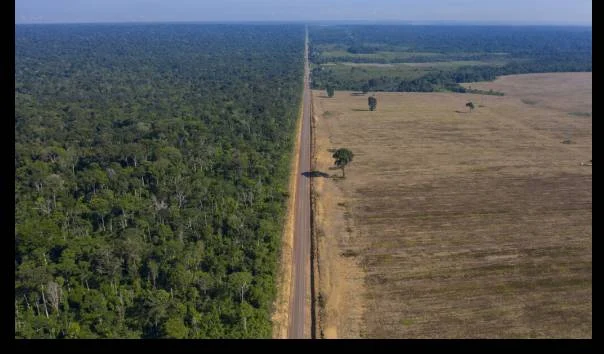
<box><xmin>16</xmin><ymin>0</ymin><xmax>592</xmax><ymax>26</ymax></box>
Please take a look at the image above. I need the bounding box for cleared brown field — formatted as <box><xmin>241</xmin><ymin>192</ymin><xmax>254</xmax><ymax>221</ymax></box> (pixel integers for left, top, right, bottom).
<box><xmin>462</xmin><ymin>72</ymin><xmax>592</xmax><ymax>115</ymax></box>
<box><xmin>311</xmin><ymin>73</ymin><xmax>592</xmax><ymax>338</ymax></box>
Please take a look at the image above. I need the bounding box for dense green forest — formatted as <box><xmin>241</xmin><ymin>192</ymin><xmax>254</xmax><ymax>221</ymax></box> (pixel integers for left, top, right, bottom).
<box><xmin>15</xmin><ymin>24</ymin><xmax>304</xmax><ymax>338</ymax></box>
<box><xmin>309</xmin><ymin>25</ymin><xmax>592</xmax><ymax>92</ymax></box>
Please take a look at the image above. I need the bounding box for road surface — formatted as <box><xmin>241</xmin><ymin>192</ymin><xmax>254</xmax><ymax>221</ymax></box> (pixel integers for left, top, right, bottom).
<box><xmin>288</xmin><ymin>26</ymin><xmax>312</xmax><ymax>339</ymax></box>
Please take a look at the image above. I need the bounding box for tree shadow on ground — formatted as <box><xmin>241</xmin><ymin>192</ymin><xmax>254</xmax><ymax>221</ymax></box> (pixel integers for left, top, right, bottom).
<box><xmin>327</xmin><ymin>166</ymin><xmax>345</xmax><ymax>180</ymax></box>
<box><xmin>454</xmin><ymin>110</ymin><xmax>468</xmax><ymax>114</ymax></box>
<box><xmin>350</xmin><ymin>92</ymin><xmax>367</xmax><ymax>96</ymax></box>
<box><xmin>302</xmin><ymin>170</ymin><xmax>330</xmax><ymax>178</ymax></box>
<box><xmin>351</xmin><ymin>108</ymin><xmax>369</xmax><ymax>112</ymax></box>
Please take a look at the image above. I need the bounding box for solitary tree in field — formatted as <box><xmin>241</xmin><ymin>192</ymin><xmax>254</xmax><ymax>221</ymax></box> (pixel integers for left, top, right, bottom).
<box><xmin>333</xmin><ymin>148</ymin><xmax>354</xmax><ymax>178</ymax></box>
<box><xmin>368</xmin><ymin>96</ymin><xmax>377</xmax><ymax>111</ymax></box>
<box><xmin>326</xmin><ymin>86</ymin><xmax>334</xmax><ymax>98</ymax></box>
<box><xmin>466</xmin><ymin>101</ymin><xmax>475</xmax><ymax>112</ymax></box>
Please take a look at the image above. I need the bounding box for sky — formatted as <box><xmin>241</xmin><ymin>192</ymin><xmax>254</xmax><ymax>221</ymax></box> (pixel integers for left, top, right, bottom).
<box><xmin>15</xmin><ymin>0</ymin><xmax>592</xmax><ymax>25</ymax></box>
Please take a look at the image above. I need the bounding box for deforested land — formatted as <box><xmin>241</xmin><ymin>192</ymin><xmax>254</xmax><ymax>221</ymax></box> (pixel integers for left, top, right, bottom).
<box><xmin>312</xmin><ymin>73</ymin><xmax>592</xmax><ymax>338</ymax></box>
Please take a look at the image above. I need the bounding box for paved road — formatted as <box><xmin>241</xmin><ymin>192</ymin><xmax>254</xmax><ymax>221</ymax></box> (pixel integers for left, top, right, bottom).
<box><xmin>288</xmin><ymin>26</ymin><xmax>312</xmax><ymax>339</ymax></box>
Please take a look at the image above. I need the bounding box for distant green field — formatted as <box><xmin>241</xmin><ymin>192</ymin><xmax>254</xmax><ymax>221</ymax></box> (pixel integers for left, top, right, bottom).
<box><xmin>311</xmin><ymin>45</ymin><xmax>517</xmax><ymax>92</ymax></box>
<box><xmin>320</xmin><ymin>49</ymin><xmax>444</xmax><ymax>62</ymax></box>
<box><xmin>319</xmin><ymin>62</ymin><xmax>429</xmax><ymax>82</ymax></box>
<box><xmin>393</xmin><ymin>60</ymin><xmax>508</xmax><ymax>68</ymax></box>
<box><xmin>327</xmin><ymin>60</ymin><xmax>509</xmax><ymax>74</ymax></box>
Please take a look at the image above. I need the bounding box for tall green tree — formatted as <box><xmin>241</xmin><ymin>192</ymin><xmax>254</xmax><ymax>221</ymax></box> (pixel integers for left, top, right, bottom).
<box><xmin>332</xmin><ymin>148</ymin><xmax>354</xmax><ymax>178</ymax></box>
<box><xmin>326</xmin><ymin>85</ymin><xmax>334</xmax><ymax>98</ymax></box>
<box><xmin>368</xmin><ymin>96</ymin><xmax>377</xmax><ymax>111</ymax></box>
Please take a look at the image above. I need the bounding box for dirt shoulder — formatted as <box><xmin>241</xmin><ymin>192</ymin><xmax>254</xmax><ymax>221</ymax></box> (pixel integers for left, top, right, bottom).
<box><xmin>271</xmin><ymin>89</ymin><xmax>304</xmax><ymax>339</ymax></box>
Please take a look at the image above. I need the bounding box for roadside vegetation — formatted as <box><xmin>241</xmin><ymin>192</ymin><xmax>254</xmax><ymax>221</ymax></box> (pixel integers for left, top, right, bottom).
<box><xmin>15</xmin><ymin>24</ymin><xmax>304</xmax><ymax>338</ymax></box>
<box><xmin>332</xmin><ymin>148</ymin><xmax>354</xmax><ymax>178</ymax></box>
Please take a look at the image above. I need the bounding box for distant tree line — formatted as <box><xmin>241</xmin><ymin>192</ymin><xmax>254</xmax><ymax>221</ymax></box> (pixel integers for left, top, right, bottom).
<box><xmin>309</xmin><ymin>25</ymin><xmax>591</xmax><ymax>93</ymax></box>
<box><xmin>310</xmin><ymin>25</ymin><xmax>592</xmax><ymax>56</ymax></box>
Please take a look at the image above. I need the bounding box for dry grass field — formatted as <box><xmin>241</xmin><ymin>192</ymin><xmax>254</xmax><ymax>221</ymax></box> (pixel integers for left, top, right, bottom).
<box><xmin>311</xmin><ymin>73</ymin><xmax>592</xmax><ymax>338</ymax></box>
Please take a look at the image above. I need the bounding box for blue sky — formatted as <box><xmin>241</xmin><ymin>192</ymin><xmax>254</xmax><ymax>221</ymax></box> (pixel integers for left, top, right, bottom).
<box><xmin>15</xmin><ymin>0</ymin><xmax>592</xmax><ymax>25</ymax></box>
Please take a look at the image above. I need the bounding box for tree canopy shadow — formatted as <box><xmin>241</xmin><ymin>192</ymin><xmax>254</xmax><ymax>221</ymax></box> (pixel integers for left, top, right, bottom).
<box><xmin>351</xmin><ymin>108</ymin><xmax>369</xmax><ymax>112</ymax></box>
<box><xmin>454</xmin><ymin>110</ymin><xmax>468</xmax><ymax>114</ymax></box>
<box><xmin>302</xmin><ymin>170</ymin><xmax>330</xmax><ymax>178</ymax></box>
<box><xmin>350</xmin><ymin>92</ymin><xmax>366</xmax><ymax>96</ymax></box>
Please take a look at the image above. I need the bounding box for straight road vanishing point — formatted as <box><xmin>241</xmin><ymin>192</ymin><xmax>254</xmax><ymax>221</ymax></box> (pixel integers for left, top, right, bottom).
<box><xmin>288</xmin><ymin>26</ymin><xmax>312</xmax><ymax>339</ymax></box>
